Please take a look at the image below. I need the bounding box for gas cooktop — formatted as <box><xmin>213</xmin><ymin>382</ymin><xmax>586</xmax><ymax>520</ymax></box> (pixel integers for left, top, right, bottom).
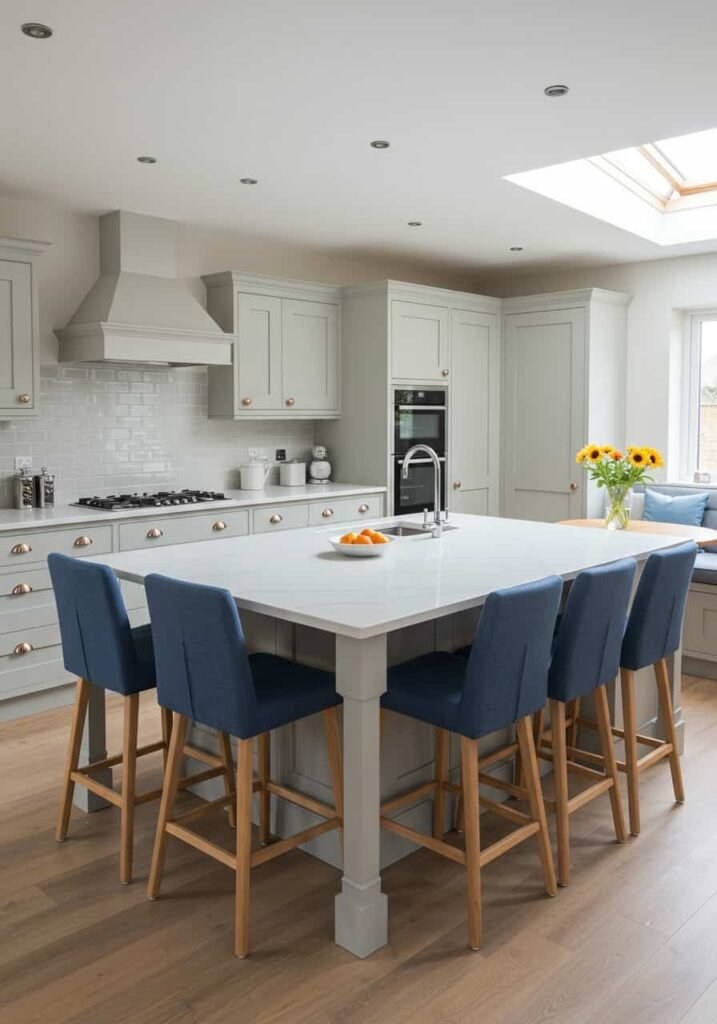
<box><xmin>73</xmin><ymin>489</ymin><xmax>227</xmax><ymax>512</ymax></box>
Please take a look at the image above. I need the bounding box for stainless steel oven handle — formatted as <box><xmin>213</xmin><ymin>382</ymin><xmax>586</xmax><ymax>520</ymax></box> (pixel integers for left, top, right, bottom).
<box><xmin>396</xmin><ymin>405</ymin><xmax>446</xmax><ymax>411</ymax></box>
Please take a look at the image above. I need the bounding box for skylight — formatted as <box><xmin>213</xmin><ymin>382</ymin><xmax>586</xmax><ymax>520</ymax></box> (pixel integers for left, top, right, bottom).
<box><xmin>506</xmin><ymin>127</ymin><xmax>717</xmax><ymax>246</ymax></box>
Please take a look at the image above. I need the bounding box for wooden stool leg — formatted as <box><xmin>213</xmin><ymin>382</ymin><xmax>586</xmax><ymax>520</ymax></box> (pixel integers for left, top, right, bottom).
<box><xmin>594</xmin><ymin>684</ymin><xmax>627</xmax><ymax>844</ymax></box>
<box><xmin>323</xmin><ymin>708</ymin><xmax>343</xmax><ymax>829</ymax></box>
<box><xmin>160</xmin><ymin>706</ymin><xmax>173</xmax><ymax>769</ymax></box>
<box><xmin>567</xmin><ymin>698</ymin><xmax>580</xmax><ymax>748</ymax></box>
<box><xmin>258</xmin><ymin>732</ymin><xmax>271</xmax><ymax>845</ymax></box>
<box><xmin>455</xmin><ymin>791</ymin><xmax>464</xmax><ymax>834</ymax></box>
<box><xmin>148</xmin><ymin>713</ymin><xmax>189</xmax><ymax>900</ymax></box>
<box><xmin>460</xmin><ymin>735</ymin><xmax>482</xmax><ymax>951</ymax></box>
<box><xmin>235</xmin><ymin>737</ymin><xmax>254</xmax><ymax>959</ymax></box>
<box><xmin>516</xmin><ymin>716</ymin><xmax>557</xmax><ymax>897</ymax></box>
<box><xmin>533</xmin><ymin>707</ymin><xmax>546</xmax><ymax>751</ymax></box>
<box><xmin>218</xmin><ymin>732</ymin><xmax>236</xmax><ymax>829</ymax></box>
<box><xmin>120</xmin><ymin>693</ymin><xmax>139</xmax><ymax>884</ymax></box>
<box><xmin>56</xmin><ymin>677</ymin><xmax>91</xmax><ymax>842</ymax></box>
<box><xmin>550</xmin><ymin>698</ymin><xmax>570</xmax><ymax>886</ymax></box>
<box><xmin>620</xmin><ymin>668</ymin><xmax>641</xmax><ymax>835</ymax></box>
<box><xmin>433</xmin><ymin>728</ymin><xmax>449</xmax><ymax>839</ymax></box>
<box><xmin>655</xmin><ymin>658</ymin><xmax>685</xmax><ymax>804</ymax></box>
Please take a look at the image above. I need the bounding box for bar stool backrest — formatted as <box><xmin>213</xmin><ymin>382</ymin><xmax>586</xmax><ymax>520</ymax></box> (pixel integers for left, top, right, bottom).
<box><xmin>621</xmin><ymin>542</ymin><xmax>697</xmax><ymax>671</ymax></box>
<box><xmin>461</xmin><ymin>575</ymin><xmax>563</xmax><ymax>738</ymax></box>
<box><xmin>48</xmin><ymin>552</ymin><xmax>141</xmax><ymax>695</ymax></box>
<box><xmin>145</xmin><ymin>573</ymin><xmax>257</xmax><ymax>737</ymax></box>
<box><xmin>548</xmin><ymin>558</ymin><xmax>636</xmax><ymax>703</ymax></box>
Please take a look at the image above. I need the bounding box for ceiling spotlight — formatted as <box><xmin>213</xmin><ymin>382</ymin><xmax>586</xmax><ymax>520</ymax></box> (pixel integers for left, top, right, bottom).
<box><xmin>407</xmin><ymin>221</ymin><xmax>422</xmax><ymax>227</ymax></box>
<box><xmin>510</xmin><ymin>246</ymin><xmax>524</xmax><ymax>251</ymax></box>
<box><xmin>370</xmin><ymin>140</ymin><xmax>390</xmax><ymax>149</ymax></box>
<box><xmin>21</xmin><ymin>22</ymin><xmax>53</xmax><ymax>39</ymax></box>
<box><xmin>544</xmin><ymin>84</ymin><xmax>569</xmax><ymax>97</ymax></box>
<box><xmin>137</xmin><ymin>156</ymin><xmax>157</xmax><ymax>164</ymax></box>
<box><xmin>239</xmin><ymin>177</ymin><xmax>258</xmax><ymax>185</ymax></box>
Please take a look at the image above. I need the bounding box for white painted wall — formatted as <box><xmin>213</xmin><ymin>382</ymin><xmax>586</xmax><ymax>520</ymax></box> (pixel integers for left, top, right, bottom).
<box><xmin>479</xmin><ymin>252</ymin><xmax>717</xmax><ymax>476</ymax></box>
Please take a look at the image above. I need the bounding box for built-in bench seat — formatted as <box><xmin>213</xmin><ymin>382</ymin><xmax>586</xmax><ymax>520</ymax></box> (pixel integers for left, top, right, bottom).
<box><xmin>691</xmin><ymin>551</ymin><xmax>717</xmax><ymax>585</ymax></box>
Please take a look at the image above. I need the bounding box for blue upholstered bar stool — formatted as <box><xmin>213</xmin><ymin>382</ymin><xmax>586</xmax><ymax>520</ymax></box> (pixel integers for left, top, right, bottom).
<box><xmin>618</xmin><ymin>542</ymin><xmax>697</xmax><ymax>835</ymax></box>
<box><xmin>48</xmin><ymin>553</ymin><xmax>236</xmax><ymax>884</ymax></box>
<box><xmin>379</xmin><ymin>576</ymin><xmax>563</xmax><ymax>952</ymax></box>
<box><xmin>543</xmin><ymin>558</ymin><xmax>635</xmax><ymax>887</ymax></box>
<box><xmin>144</xmin><ymin>573</ymin><xmax>343</xmax><ymax>959</ymax></box>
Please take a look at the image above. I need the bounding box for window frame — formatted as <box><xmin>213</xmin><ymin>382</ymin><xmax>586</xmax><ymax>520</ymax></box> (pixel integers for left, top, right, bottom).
<box><xmin>685</xmin><ymin>310</ymin><xmax>717</xmax><ymax>479</ymax></box>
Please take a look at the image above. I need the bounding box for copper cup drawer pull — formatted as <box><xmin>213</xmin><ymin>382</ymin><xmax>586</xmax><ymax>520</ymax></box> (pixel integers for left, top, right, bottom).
<box><xmin>74</xmin><ymin>535</ymin><xmax>93</xmax><ymax>548</ymax></box>
<box><xmin>11</xmin><ymin>583</ymin><xmax>33</xmax><ymax>596</ymax></box>
<box><xmin>146</xmin><ymin>527</ymin><xmax>164</xmax><ymax>539</ymax></box>
<box><xmin>285</xmin><ymin>398</ymin><xmax>295</xmax><ymax>407</ymax></box>
<box><xmin>269</xmin><ymin>514</ymin><xmax>283</xmax><ymax>525</ymax></box>
<box><xmin>242</xmin><ymin>397</ymin><xmax>253</xmax><ymax>407</ymax></box>
<box><xmin>11</xmin><ymin>543</ymin><xmax>32</xmax><ymax>555</ymax></box>
<box><xmin>13</xmin><ymin>641</ymin><xmax>34</xmax><ymax>655</ymax></box>
<box><xmin>358</xmin><ymin>504</ymin><xmax>369</xmax><ymax>513</ymax></box>
<box><xmin>212</xmin><ymin>520</ymin><xmax>227</xmax><ymax>531</ymax></box>
<box><xmin>321</xmin><ymin>508</ymin><xmax>334</xmax><ymax>518</ymax></box>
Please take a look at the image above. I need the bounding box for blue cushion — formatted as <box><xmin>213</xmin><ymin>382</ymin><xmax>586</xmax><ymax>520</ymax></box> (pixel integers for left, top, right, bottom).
<box><xmin>382</xmin><ymin>652</ymin><xmax>466</xmax><ymax>733</ymax></box>
<box><xmin>622</xmin><ymin>542</ymin><xmax>697</xmax><ymax>670</ymax></box>
<box><xmin>250</xmin><ymin>653</ymin><xmax>341</xmax><ymax>735</ymax></box>
<box><xmin>693</xmin><ymin>551</ymin><xmax>717</xmax><ymax>585</ymax></box>
<box><xmin>643</xmin><ymin>488</ymin><xmax>709</xmax><ymax>526</ymax></box>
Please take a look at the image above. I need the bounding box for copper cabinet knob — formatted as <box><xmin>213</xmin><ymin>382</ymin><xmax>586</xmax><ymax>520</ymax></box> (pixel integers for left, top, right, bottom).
<box><xmin>269</xmin><ymin>514</ymin><xmax>283</xmax><ymax>524</ymax></box>
<box><xmin>453</xmin><ymin>481</ymin><xmax>462</xmax><ymax>489</ymax></box>
<box><xmin>146</xmin><ymin>527</ymin><xmax>164</xmax><ymax>539</ymax></box>
<box><xmin>358</xmin><ymin>504</ymin><xmax>369</xmax><ymax>513</ymax></box>
<box><xmin>17</xmin><ymin>393</ymin><xmax>31</xmax><ymax>404</ymax></box>
<box><xmin>285</xmin><ymin>398</ymin><xmax>295</xmax><ymax>407</ymax></box>
<box><xmin>11</xmin><ymin>583</ymin><xmax>32</xmax><ymax>595</ymax></box>
<box><xmin>441</xmin><ymin>369</ymin><xmax>449</xmax><ymax>377</ymax></box>
<box><xmin>321</xmin><ymin>508</ymin><xmax>334</xmax><ymax>518</ymax></box>
<box><xmin>212</xmin><ymin>520</ymin><xmax>227</xmax><ymax>531</ymax></box>
<box><xmin>11</xmin><ymin>543</ymin><xmax>32</xmax><ymax>555</ymax></box>
<box><xmin>13</xmin><ymin>641</ymin><xmax>33</xmax><ymax>655</ymax></box>
<box><xmin>242</xmin><ymin>398</ymin><xmax>252</xmax><ymax>407</ymax></box>
<box><xmin>74</xmin><ymin>535</ymin><xmax>93</xmax><ymax>547</ymax></box>
<box><xmin>569</xmin><ymin>482</ymin><xmax>578</xmax><ymax>491</ymax></box>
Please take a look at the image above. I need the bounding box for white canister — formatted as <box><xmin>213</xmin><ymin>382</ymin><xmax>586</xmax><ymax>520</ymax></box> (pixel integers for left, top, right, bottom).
<box><xmin>240</xmin><ymin>461</ymin><xmax>271</xmax><ymax>490</ymax></box>
<box><xmin>279</xmin><ymin>461</ymin><xmax>306</xmax><ymax>487</ymax></box>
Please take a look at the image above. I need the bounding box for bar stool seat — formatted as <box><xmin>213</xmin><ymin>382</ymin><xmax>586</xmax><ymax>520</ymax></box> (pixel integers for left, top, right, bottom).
<box><xmin>382</xmin><ymin>652</ymin><xmax>465</xmax><ymax>732</ymax></box>
<box><xmin>249</xmin><ymin>653</ymin><xmax>341</xmax><ymax>734</ymax></box>
<box><xmin>48</xmin><ymin>553</ymin><xmax>235</xmax><ymax>885</ymax></box>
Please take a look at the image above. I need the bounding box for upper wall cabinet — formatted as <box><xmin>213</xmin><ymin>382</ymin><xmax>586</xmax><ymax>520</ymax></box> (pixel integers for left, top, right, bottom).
<box><xmin>391</xmin><ymin>300</ymin><xmax>450</xmax><ymax>381</ymax></box>
<box><xmin>202</xmin><ymin>272</ymin><xmax>340</xmax><ymax>419</ymax></box>
<box><xmin>0</xmin><ymin>238</ymin><xmax>49</xmax><ymax>420</ymax></box>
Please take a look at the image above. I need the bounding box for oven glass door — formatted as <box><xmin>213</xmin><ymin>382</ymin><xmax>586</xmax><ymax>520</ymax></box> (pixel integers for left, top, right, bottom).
<box><xmin>394</xmin><ymin>457</ymin><xmax>446</xmax><ymax>515</ymax></box>
<box><xmin>394</xmin><ymin>403</ymin><xmax>446</xmax><ymax>455</ymax></box>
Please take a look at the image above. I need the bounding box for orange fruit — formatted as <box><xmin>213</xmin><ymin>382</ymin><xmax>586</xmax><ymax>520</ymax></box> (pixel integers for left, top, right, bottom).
<box><xmin>340</xmin><ymin>532</ymin><xmax>358</xmax><ymax>544</ymax></box>
<box><xmin>371</xmin><ymin>532</ymin><xmax>389</xmax><ymax>544</ymax></box>
<box><xmin>354</xmin><ymin>535</ymin><xmax>373</xmax><ymax>545</ymax></box>
<box><xmin>360</xmin><ymin>528</ymin><xmax>375</xmax><ymax>537</ymax></box>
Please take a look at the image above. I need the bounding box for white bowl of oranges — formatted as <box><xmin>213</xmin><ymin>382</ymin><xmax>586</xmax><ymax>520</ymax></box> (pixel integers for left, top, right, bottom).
<box><xmin>329</xmin><ymin>527</ymin><xmax>393</xmax><ymax>557</ymax></box>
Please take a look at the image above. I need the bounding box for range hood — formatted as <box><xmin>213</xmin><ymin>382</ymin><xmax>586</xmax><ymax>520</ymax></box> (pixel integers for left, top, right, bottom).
<box><xmin>56</xmin><ymin>211</ymin><xmax>233</xmax><ymax>365</ymax></box>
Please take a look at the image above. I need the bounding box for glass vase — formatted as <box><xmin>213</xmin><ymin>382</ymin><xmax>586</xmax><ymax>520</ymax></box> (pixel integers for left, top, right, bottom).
<box><xmin>604</xmin><ymin>486</ymin><xmax>632</xmax><ymax>530</ymax></box>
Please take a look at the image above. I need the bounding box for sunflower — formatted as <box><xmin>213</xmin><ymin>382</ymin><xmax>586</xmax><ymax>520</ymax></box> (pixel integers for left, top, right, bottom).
<box><xmin>609</xmin><ymin>450</ymin><xmax>624</xmax><ymax>460</ymax></box>
<box><xmin>585</xmin><ymin>445</ymin><xmax>603</xmax><ymax>463</ymax></box>
<box><xmin>628</xmin><ymin>448</ymin><xmax>650</xmax><ymax>467</ymax></box>
<box><xmin>647</xmin><ymin>448</ymin><xmax>664</xmax><ymax>468</ymax></box>
<box><xmin>600</xmin><ymin>445</ymin><xmax>612</xmax><ymax>454</ymax></box>
<box><xmin>575</xmin><ymin>447</ymin><xmax>588</xmax><ymax>464</ymax></box>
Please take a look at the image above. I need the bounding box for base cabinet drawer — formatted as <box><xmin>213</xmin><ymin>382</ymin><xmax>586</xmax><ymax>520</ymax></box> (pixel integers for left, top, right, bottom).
<box><xmin>0</xmin><ymin>590</ymin><xmax>58</xmax><ymax>634</ymax></box>
<box><xmin>684</xmin><ymin>586</ymin><xmax>717</xmax><ymax>660</ymax></box>
<box><xmin>0</xmin><ymin>566</ymin><xmax>53</xmax><ymax>596</ymax></box>
<box><xmin>308</xmin><ymin>494</ymin><xmax>384</xmax><ymax>526</ymax></box>
<box><xmin>1</xmin><ymin>623</ymin><xmax>60</xmax><ymax>659</ymax></box>
<box><xmin>0</xmin><ymin>647</ymin><xmax>71</xmax><ymax>700</ymax></box>
<box><xmin>118</xmin><ymin>510</ymin><xmax>249</xmax><ymax>551</ymax></box>
<box><xmin>253</xmin><ymin>503</ymin><xmax>309</xmax><ymax>534</ymax></box>
<box><xmin>0</xmin><ymin>525</ymin><xmax>112</xmax><ymax>568</ymax></box>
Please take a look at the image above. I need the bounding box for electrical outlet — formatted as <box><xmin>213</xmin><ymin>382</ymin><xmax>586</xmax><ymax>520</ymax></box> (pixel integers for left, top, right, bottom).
<box><xmin>14</xmin><ymin>455</ymin><xmax>32</xmax><ymax>471</ymax></box>
<box><xmin>276</xmin><ymin>449</ymin><xmax>286</xmax><ymax>462</ymax></box>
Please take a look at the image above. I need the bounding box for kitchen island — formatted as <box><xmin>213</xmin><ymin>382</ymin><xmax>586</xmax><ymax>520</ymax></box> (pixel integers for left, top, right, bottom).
<box><xmin>87</xmin><ymin>513</ymin><xmax>689</xmax><ymax>958</ymax></box>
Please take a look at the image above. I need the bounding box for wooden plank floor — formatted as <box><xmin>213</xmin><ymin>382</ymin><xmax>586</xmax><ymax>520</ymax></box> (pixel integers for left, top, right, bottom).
<box><xmin>1</xmin><ymin>677</ymin><xmax>717</xmax><ymax>1024</ymax></box>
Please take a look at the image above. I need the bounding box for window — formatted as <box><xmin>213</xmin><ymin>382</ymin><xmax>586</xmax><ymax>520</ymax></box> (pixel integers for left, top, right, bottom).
<box><xmin>686</xmin><ymin>313</ymin><xmax>717</xmax><ymax>476</ymax></box>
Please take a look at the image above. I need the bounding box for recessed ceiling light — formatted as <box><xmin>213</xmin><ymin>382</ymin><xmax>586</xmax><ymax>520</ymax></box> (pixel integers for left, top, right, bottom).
<box><xmin>544</xmin><ymin>84</ymin><xmax>569</xmax><ymax>97</ymax></box>
<box><xmin>509</xmin><ymin>246</ymin><xmax>524</xmax><ymax>251</ymax></box>
<box><xmin>239</xmin><ymin>177</ymin><xmax>258</xmax><ymax>185</ymax></box>
<box><xmin>370</xmin><ymin>140</ymin><xmax>390</xmax><ymax>149</ymax></box>
<box><xmin>137</xmin><ymin>156</ymin><xmax>157</xmax><ymax>164</ymax></box>
<box><xmin>21</xmin><ymin>22</ymin><xmax>53</xmax><ymax>39</ymax></box>
<box><xmin>407</xmin><ymin>221</ymin><xmax>422</xmax><ymax>227</ymax></box>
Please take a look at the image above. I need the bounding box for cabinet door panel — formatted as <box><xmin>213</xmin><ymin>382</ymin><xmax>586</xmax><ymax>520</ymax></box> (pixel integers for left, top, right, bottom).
<box><xmin>391</xmin><ymin>301</ymin><xmax>449</xmax><ymax>381</ymax></box>
<box><xmin>503</xmin><ymin>308</ymin><xmax>585</xmax><ymax>521</ymax></box>
<box><xmin>282</xmin><ymin>300</ymin><xmax>338</xmax><ymax>411</ymax></box>
<box><xmin>449</xmin><ymin>309</ymin><xmax>498</xmax><ymax>514</ymax></box>
<box><xmin>0</xmin><ymin>260</ymin><xmax>33</xmax><ymax>409</ymax></box>
<box><xmin>236</xmin><ymin>293</ymin><xmax>282</xmax><ymax>411</ymax></box>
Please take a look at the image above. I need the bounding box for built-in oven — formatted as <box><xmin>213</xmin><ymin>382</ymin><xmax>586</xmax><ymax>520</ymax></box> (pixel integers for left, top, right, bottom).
<box><xmin>393</xmin><ymin>454</ymin><xmax>447</xmax><ymax>516</ymax></box>
<box><xmin>393</xmin><ymin>389</ymin><xmax>446</xmax><ymax>457</ymax></box>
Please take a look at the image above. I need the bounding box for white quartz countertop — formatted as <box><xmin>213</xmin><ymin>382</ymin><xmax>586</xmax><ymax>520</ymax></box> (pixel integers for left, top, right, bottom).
<box><xmin>93</xmin><ymin>513</ymin><xmax>690</xmax><ymax>640</ymax></box>
<box><xmin>0</xmin><ymin>482</ymin><xmax>386</xmax><ymax>532</ymax></box>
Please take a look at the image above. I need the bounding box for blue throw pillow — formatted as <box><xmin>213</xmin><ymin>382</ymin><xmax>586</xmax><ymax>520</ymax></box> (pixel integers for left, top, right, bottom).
<box><xmin>643</xmin><ymin>488</ymin><xmax>709</xmax><ymax>526</ymax></box>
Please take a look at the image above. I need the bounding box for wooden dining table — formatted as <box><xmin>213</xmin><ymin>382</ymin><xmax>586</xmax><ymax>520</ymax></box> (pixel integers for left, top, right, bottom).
<box><xmin>560</xmin><ymin>518</ymin><xmax>717</xmax><ymax>547</ymax></box>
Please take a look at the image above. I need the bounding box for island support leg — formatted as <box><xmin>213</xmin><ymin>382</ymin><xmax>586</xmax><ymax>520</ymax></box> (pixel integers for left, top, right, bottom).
<box><xmin>73</xmin><ymin>682</ymin><xmax>111</xmax><ymax>812</ymax></box>
<box><xmin>334</xmin><ymin>633</ymin><xmax>388</xmax><ymax>958</ymax></box>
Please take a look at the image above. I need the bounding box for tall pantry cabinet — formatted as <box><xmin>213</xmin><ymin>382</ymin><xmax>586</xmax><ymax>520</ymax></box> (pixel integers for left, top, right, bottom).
<box><xmin>501</xmin><ymin>289</ymin><xmax>630</xmax><ymax>522</ymax></box>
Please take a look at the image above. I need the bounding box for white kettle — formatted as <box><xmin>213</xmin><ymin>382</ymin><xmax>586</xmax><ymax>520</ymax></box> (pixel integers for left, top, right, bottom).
<box><xmin>240</xmin><ymin>458</ymin><xmax>271</xmax><ymax>491</ymax></box>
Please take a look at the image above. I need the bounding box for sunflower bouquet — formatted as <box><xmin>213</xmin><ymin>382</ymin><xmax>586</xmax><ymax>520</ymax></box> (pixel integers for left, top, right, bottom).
<box><xmin>575</xmin><ymin>444</ymin><xmax>665</xmax><ymax>529</ymax></box>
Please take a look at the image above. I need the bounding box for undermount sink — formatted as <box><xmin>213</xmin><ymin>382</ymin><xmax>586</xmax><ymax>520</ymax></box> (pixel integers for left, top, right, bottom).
<box><xmin>380</xmin><ymin>522</ymin><xmax>459</xmax><ymax>537</ymax></box>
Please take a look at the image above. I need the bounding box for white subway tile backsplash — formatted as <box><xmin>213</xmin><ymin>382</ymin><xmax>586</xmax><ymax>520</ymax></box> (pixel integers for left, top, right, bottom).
<box><xmin>0</xmin><ymin>365</ymin><xmax>315</xmax><ymax>505</ymax></box>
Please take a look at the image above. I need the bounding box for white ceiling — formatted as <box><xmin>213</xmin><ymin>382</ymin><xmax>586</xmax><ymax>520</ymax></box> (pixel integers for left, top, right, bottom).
<box><xmin>3</xmin><ymin>0</ymin><xmax>717</xmax><ymax>279</ymax></box>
